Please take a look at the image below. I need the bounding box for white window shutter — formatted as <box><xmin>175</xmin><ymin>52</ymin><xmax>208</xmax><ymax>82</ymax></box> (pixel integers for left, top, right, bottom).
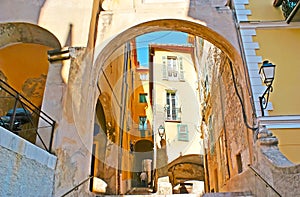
<box><xmin>179</xmin><ymin>56</ymin><xmax>184</xmax><ymax>81</ymax></box>
<box><xmin>162</xmin><ymin>56</ymin><xmax>167</xmax><ymax>79</ymax></box>
<box><xmin>177</xmin><ymin>124</ymin><xmax>189</xmax><ymax>141</ymax></box>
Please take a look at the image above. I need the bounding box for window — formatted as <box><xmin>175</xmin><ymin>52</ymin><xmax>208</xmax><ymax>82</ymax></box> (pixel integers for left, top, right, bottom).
<box><xmin>165</xmin><ymin>91</ymin><xmax>181</xmax><ymax>121</ymax></box>
<box><xmin>139</xmin><ymin>93</ymin><xmax>147</xmax><ymax>103</ymax></box>
<box><xmin>162</xmin><ymin>56</ymin><xmax>184</xmax><ymax>81</ymax></box>
<box><xmin>177</xmin><ymin>124</ymin><xmax>188</xmax><ymax>141</ymax></box>
<box><xmin>167</xmin><ymin>56</ymin><xmax>178</xmax><ymax>80</ymax></box>
<box><xmin>236</xmin><ymin>153</ymin><xmax>243</xmax><ymax>174</ymax></box>
<box><xmin>140</xmin><ymin>73</ymin><xmax>148</xmax><ymax>80</ymax></box>
<box><xmin>138</xmin><ymin>116</ymin><xmax>147</xmax><ymax>131</ymax></box>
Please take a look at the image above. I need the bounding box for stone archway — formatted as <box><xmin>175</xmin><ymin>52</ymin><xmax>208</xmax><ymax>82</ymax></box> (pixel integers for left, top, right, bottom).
<box><xmin>0</xmin><ymin>22</ymin><xmax>61</xmax><ymax>49</ymax></box>
<box><xmin>167</xmin><ymin>154</ymin><xmax>204</xmax><ymax>187</ymax></box>
<box><xmin>59</xmin><ymin>17</ymin><xmax>250</xmax><ymax>196</ymax></box>
<box><xmin>71</xmin><ymin>18</ymin><xmax>244</xmax><ymax>141</ymax></box>
<box><xmin>0</xmin><ymin>22</ymin><xmax>61</xmax><ymax>105</ymax></box>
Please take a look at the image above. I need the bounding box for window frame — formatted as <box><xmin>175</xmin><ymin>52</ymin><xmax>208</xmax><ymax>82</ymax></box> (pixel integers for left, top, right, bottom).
<box><xmin>139</xmin><ymin>93</ymin><xmax>148</xmax><ymax>103</ymax></box>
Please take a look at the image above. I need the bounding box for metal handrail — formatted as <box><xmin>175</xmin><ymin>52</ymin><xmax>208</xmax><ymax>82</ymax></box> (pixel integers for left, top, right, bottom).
<box><xmin>0</xmin><ymin>79</ymin><xmax>56</xmax><ymax>153</ymax></box>
<box><xmin>61</xmin><ymin>176</ymin><xmax>93</xmax><ymax>197</ymax></box>
<box><xmin>248</xmin><ymin>165</ymin><xmax>282</xmax><ymax>196</ymax></box>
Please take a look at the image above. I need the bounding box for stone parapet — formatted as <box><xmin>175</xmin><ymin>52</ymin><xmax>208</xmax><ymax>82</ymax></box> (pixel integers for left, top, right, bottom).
<box><xmin>0</xmin><ymin>127</ymin><xmax>57</xmax><ymax>196</ymax></box>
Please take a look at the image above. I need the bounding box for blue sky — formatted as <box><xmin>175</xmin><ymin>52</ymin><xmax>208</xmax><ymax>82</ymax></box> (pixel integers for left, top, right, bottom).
<box><xmin>136</xmin><ymin>31</ymin><xmax>190</xmax><ymax>67</ymax></box>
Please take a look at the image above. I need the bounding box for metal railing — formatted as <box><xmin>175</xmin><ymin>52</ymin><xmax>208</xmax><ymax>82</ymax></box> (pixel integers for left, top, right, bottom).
<box><xmin>60</xmin><ymin>176</ymin><xmax>94</xmax><ymax>197</ymax></box>
<box><xmin>0</xmin><ymin>79</ymin><xmax>56</xmax><ymax>153</ymax></box>
<box><xmin>248</xmin><ymin>165</ymin><xmax>282</xmax><ymax>197</ymax></box>
<box><xmin>282</xmin><ymin>0</ymin><xmax>299</xmax><ymax>18</ymax></box>
<box><xmin>165</xmin><ymin>107</ymin><xmax>182</xmax><ymax>121</ymax></box>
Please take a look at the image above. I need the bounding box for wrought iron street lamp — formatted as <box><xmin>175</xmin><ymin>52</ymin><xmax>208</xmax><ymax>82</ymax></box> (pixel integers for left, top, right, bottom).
<box><xmin>158</xmin><ymin>125</ymin><xmax>165</xmax><ymax>139</ymax></box>
<box><xmin>259</xmin><ymin>60</ymin><xmax>276</xmax><ymax>116</ymax></box>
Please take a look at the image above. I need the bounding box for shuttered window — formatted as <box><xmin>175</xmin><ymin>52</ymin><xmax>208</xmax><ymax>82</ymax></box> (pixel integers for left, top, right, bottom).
<box><xmin>178</xmin><ymin>56</ymin><xmax>184</xmax><ymax>81</ymax></box>
<box><xmin>162</xmin><ymin>56</ymin><xmax>167</xmax><ymax>79</ymax></box>
<box><xmin>162</xmin><ymin>56</ymin><xmax>184</xmax><ymax>81</ymax></box>
<box><xmin>139</xmin><ymin>116</ymin><xmax>147</xmax><ymax>131</ymax></box>
<box><xmin>177</xmin><ymin>124</ymin><xmax>188</xmax><ymax>141</ymax></box>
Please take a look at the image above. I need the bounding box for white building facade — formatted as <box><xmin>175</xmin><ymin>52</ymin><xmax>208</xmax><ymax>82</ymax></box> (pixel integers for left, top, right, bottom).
<box><xmin>150</xmin><ymin>44</ymin><xmax>203</xmax><ymax>163</ymax></box>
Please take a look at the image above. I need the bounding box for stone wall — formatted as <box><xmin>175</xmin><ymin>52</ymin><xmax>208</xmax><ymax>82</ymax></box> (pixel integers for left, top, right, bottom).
<box><xmin>0</xmin><ymin>127</ymin><xmax>57</xmax><ymax>197</ymax></box>
<box><xmin>220</xmin><ymin>127</ymin><xmax>300</xmax><ymax>196</ymax></box>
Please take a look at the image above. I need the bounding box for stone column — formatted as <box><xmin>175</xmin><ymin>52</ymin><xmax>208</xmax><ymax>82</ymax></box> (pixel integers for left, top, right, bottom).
<box><xmin>42</xmin><ymin>47</ymin><xmax>96</xmax><ymax>197</ymax></box>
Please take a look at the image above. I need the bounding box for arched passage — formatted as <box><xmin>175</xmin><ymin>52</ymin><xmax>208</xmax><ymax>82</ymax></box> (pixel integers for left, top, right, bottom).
<box><xmin>0</xmin><ymin>22</ymin><xmax>61</xmax><ymax>148</ymax></box>
<box><xmin>66</xmin><ymin>17</ymin><xmax>252</xmax><ymax>195</ymax></box>
<box><xmin>168</xmin><ymin>154</ymin><xmax>204</xmax><ymax>187</ymax></box>
<box><xmin>133</xmin><ymin>140</ymin><xmax>154</xmax><ymax>187</ymax></box>
<box><xmin>0</xmin><ymin>22</ymin><xmax>61</xmax><ymax>106</ymax></box>
<box><xmin>71</xmin><ymin>18</ymin><xmax>246</xmax><ymax>149</ymax></box>
<box><xmin>92</xmin><ymin>19</ymin><xmax>243</xmax><ymax>78</ymax></box>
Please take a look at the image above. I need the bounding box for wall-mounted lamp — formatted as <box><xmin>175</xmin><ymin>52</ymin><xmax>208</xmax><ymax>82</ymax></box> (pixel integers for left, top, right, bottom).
<box><xmin>158</xmin><ymin>125</ymin><xmax>165</xmax><ymax>140</ymax></box>
<box><xmin>47</xmin><ymin>48</ymin><xmax>70</xmax><ymax>63</ymax></box>
<box><xmin>259</xmin><ymin>60</ymin><xmax>276</xmax><ymax>116</ymax></box>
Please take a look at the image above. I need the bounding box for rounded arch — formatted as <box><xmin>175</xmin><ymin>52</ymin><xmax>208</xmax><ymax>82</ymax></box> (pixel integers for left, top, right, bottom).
<box><xmin>134</xmin><ymin>139</ymin><xmax>154</xmax><ymax>153</ymax></box>
<box><xmin>79</xmin><ymin>18</ymin><xmax>246</xmax><ymax>133</ymax></box>
<box><xmin>132</xmin><ymin>139</ymin><xmax>154</xmax><ymax>187</ymax></box>
<box><xmin>93</xmin><ymin>18</ymin><xmax>242</xmax><ymax>79</ymax></box>
<box><xmin>83</xmin><ymin>19</ymin><xmax>245</xmax><ymax>126</ymax></box>
<box><xmin>0</xmin><ymin>22</ymin><xmax>61</xmax><ymax>49</ymax></box>
<box><xmin>0</xmin><ymin>23</ymin><xmax>60</xmax><ymax>107</ymax></box>
<box><xmin>72</xmin><ymin>18</ymin><xmax>245</xmax><ymax>126</ymax></box>
<box><xmin>168</xmin><ymin>154</ymin><xmax>204</xmax><ymax>186</ymax></box>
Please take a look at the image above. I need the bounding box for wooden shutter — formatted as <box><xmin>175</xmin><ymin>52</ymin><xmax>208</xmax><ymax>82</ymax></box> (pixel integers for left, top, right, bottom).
<box><xmin>162</xmin><ymin>56</ymin><xmax>167</xmax><ymax>79</ymax></box>
<box><xmin>179</xmin><ymin>56</ymin><xmax>184</xmax><ymax>81</ymax></box>
<box><xmin>177</xmin><ymin>124</ymin><xmax>189</xmax><ymax>141</ymax></box>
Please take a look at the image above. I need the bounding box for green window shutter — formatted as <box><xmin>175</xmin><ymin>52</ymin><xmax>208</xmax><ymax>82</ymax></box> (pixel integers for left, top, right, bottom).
<box><xmin>139</xmin><ymin>93</ymin><xmax>147</xmax><ymax>103</ymax></box>
<box><xmin>162</xmin><ymin>56</ymin><xmax>167</xmax><ymax>79</ymax></box>
<box><xmin>179</xmin><ymin>56</ymin><xmax>184</xmax><ymax>81</ymax></box>
<box><xmin>177</xmin><ymin>124</ymin><xmax>189</xmax><ymax>141</ymax></box>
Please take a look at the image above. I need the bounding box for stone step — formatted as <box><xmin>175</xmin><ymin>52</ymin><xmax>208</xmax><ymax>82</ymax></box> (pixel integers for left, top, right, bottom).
<box><xmin>101</xmin><ymin>191</ymin><xmax>252</xmax><ymax>196</ymax></box>
<box><xmin>126</xmin><ymin>187</ymin><xmax>153</xmax><ymax>195</ymax></box>
<box><xmin>202</xmin><ymin>192</ymin><xmax>253</xmax><ymax>197</ymax></box>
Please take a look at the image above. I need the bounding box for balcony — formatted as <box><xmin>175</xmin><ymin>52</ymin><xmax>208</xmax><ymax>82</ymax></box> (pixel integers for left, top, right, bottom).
<box><xmin>283</xmin><ymin>0</ymin><xmax>299</xmax><ymax>18</ymax></box>
<box><xmin>165</xmin><ymin>107</ymin><xmax>182</xmax><ymax>122</ymax></box>
<box><xmin>274</xmin><ymin>0</ymin><xmax>300</xmax><ymax>23</ymax></box>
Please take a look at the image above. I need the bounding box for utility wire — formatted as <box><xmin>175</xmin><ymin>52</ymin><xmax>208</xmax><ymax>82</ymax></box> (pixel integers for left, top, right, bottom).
<box><xmin>229</xmin><ymin>61</ymin><xmax>258</xmax><ymax>131</ymax></box>
<box><xmin>135</xmin><ymin>31</ymin><xmax>173</xmax><ymax>44</ymax></box>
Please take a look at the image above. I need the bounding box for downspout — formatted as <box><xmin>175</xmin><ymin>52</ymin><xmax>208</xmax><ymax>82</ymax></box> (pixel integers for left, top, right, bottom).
<box><xmin>118</xmin><ymin>42</ymin><xmax>130</xmax><ymax>194</ymax></box>
<box><xmin>86</xmin><ymin>0</ymin><xmax>104</xmax><ymax>53</ymax></box>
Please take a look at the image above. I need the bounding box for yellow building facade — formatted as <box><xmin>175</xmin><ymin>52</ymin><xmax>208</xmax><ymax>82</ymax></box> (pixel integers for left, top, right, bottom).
<box><xmin>237</xmin><ymin>0</ymin><xmax>300</xmax><ymax>164</ymax></box>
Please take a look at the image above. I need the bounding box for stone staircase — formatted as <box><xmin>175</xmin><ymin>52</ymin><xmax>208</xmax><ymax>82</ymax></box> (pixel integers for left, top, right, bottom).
<box><xmin>202</xmin><ymin>192</ymin><xmax>253</xmax><ymax>197</ymax></box>
<box><xmin>126</xmin><ymin>187</ymin><xmax>153</xmax><ymax>195</ymax></box>
<box><xmin>119</xmin><ymin>189</ymin><xmax>253</xmax><ymax>197</ymax></box>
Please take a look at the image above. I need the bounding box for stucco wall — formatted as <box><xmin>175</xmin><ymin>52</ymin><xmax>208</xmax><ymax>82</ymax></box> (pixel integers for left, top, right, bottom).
<box><xmin>0</xmin><ymin>127</ymin><xmax>57</xmax><ymax>197</ymax></box>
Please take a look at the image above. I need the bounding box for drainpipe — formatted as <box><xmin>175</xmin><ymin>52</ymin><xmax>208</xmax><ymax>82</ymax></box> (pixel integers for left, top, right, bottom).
<box><xmin>118</xmin><ymin>42</ymin><xmax>130</xmax><ymax>194</ymax></box>
<box><xmin>87</xmin><ymin>0</ymin><xmax>104</xmax><ymax>52</ymax></box>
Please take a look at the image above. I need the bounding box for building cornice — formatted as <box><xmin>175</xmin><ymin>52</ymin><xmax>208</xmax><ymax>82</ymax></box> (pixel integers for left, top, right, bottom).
<box><xmin>239</xmin><ymin>21</ymin><xmax>300</xmax><ymax>29</ymax></box>
<box><xmin>258</xmin><ymin>115</ymin><xmax>300</xmax><ymax>129</ymax></box>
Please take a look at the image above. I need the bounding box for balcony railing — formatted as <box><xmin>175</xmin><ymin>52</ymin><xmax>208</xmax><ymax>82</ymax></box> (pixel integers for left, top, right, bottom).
<box><xmin>282</xmin><ymin>0</ymin><xmax>299</xmax><ymax>18</ymax></box>
<box><xmin>0</xmin><ymin>79</ymin><xmax>55</xmax><ymax>153</ymax></box>
<box><xmin>165</xmin><ymin>107</ymin><xmax>181</xmax><ymax>121</ymax></box>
